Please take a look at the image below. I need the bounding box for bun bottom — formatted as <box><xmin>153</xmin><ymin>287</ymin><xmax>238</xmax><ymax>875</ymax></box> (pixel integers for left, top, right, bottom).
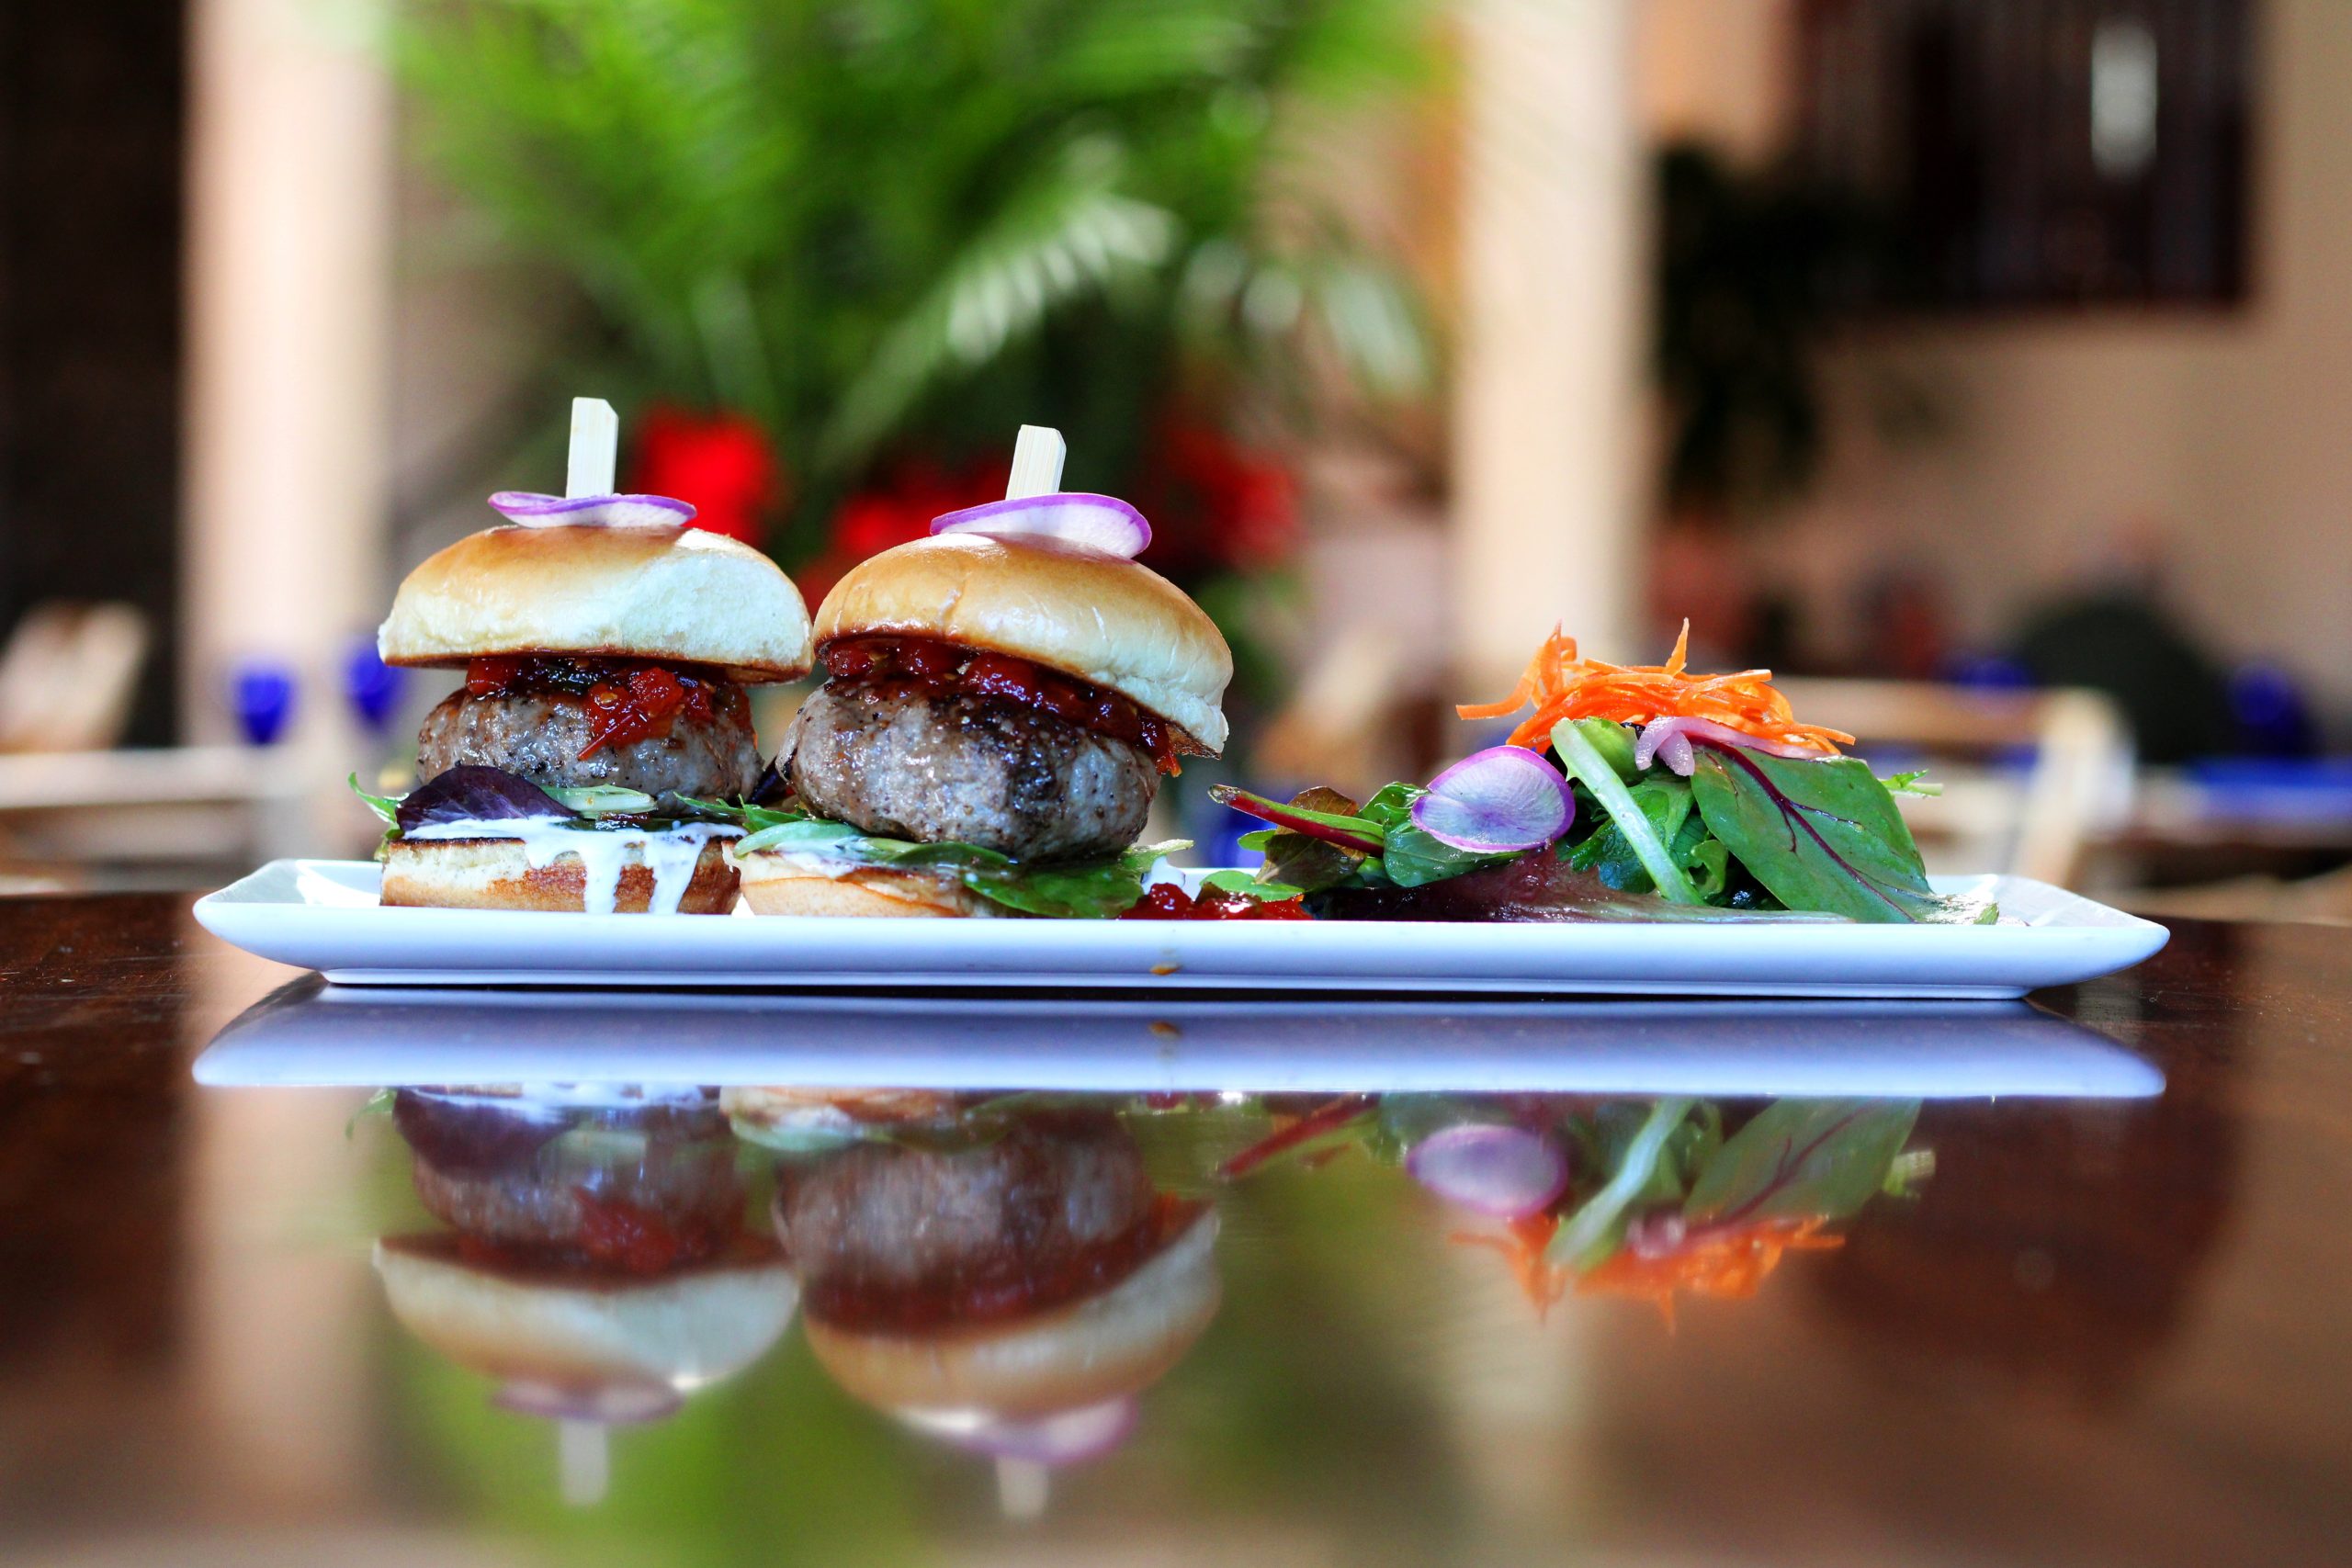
<box><xmin>382</xmin><ymin>835</ymin><xmax>738</xmax><ymax>913</ymax></box>
<box><xmin>804</xmin><ymin>1210</ymin><xmax>1219</xmax><ymax>1417</ymax></box>
<box><xmin>733</xmin><ymin>853</ymin><xmax>1001</xmax><ymax>919</ymax></box>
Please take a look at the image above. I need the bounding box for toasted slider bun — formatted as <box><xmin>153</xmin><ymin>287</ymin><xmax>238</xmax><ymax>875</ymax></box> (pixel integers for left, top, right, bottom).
<box><xmin>383</xmin><ymin>835</ymin><xmax>739</xmax><ymax>914</ymax></box>
<box><xmin>802</xmin><ymin>1210</ymin><xmax>1219</xmax><ymax>1419</ymax></box>
<box><xmin>814</xmin><ymin>533</ymin><xmax>1231</xmax><ymax>755</ymax></box>
<box><xmin>731</xmin><ymin>852</ymin><xmax>1001</xmax><ymax>919</ymax></box>
<box><xmin>379</xmin><ymin>523</ymin><xmax>813</xmax><ymax>682</ymax></box>
<box><xmin>374</xmin><ymin>1234</ymin><xmax>797</xmax><ymax>1390</ymax></box>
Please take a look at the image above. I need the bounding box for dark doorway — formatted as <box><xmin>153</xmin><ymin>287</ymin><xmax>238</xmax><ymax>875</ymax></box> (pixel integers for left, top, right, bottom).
<box><xmin>0</xmin><ymin>3</ymin><xmax>186</xmax><ymax>744</ymax></box>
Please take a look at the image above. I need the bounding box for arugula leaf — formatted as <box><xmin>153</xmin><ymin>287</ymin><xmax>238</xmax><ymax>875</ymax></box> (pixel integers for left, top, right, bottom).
<box><xmin>1552</xmin><ymin>721</ymin><xmax>1702</xmax><ymax>904</ymax></box>
<box><xmin>673</xmin><ymin>795</ymin><xmax>805</xmax><ymax>833</ymax></box>
<box><xmin>1679</xmin><ymin>824</ymin><xmax>1732</xmax><ymax>901</ymax></box>
<box><xmin>1688</xmin><ymin>747</ymin><xmax>1994</xmax><ymax>924</ymax></box>
<box><xmin>1882</xmin><ymin>770</ymin><xmax>1941</xmax><ymax>797</ymax></box>
<box><xmin>734</xmin><ymin>817</ymin><xmax>867</xmax><ymax>855</ymax></box>
<box><xmin>349</xmin><ymin>773</ymin><xmax>401</xmax><ymax>827</ymax></box>
<box><xmin>733</xmin><ymin>812</ymin><xmax>1188</xmax><ymax>919</ymax></box>
<box><xmin>1683</xmin><ymin>1098</ymin><xmax>1920</xmax><ymax>1227</ymax></box>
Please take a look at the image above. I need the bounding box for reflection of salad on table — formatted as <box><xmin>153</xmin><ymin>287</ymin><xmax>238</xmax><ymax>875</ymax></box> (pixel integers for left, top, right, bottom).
<box><xmin>1224</xmin><ymin>1092</ymin><xmax>1931</xmax><ymax>1322</ymax></box>
<box><xmin>1216</xmin><ymin>625</ymin><xmax>1996</xmax><ymax>924</ymax></box>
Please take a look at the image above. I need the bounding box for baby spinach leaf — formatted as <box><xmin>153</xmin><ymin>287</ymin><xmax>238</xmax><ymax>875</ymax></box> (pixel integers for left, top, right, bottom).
<box><xmin>956</xmin><ymin>858</ymin><xmax>1148</xmax><ymax>919</ymax></box>
<box><xmin>1683</xmin><ymin>1098</ymin><xmax>1920</xmax><ymax>1227</ymax></box>
<box><xmin>1257</xmin><ymin>829</ymin><xmax>1368</xmax><ymax>894</ymax></box>
<box><xmin>1569</xmin><ymin>775</ymin><xmax>1701</xmax><ymax>895</ymax></box>
<box><xmin>1379</xmin><ymin>823</ymin><xmax>1516</xmax><ymax>887</ymax></box>
<box><xmin>1201</xmin><ymin>868</ymin><xmax>1306</xmax><ymax>900</ymax></box>
<box><xmin>1688</xmin><ymin>747</ymin><xmax>1994</xmax><ymax>923</ymax></box>
<box><xmin>1356</xmin><ymin>781</ymin><xmax>1423</xmax><ymax>832</ymax></box>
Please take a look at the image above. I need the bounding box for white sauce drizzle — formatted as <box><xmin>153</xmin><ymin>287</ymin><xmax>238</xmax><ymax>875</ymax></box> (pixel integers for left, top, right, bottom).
<box><xmin>405</xmin><ymin>817</ymin><xmax>742</xmax><ymax>915</ymax></box>
<box><xmin>723</xmin><ymin>844</ymin><xmax>866</xmax><ymax>881</ymax></box>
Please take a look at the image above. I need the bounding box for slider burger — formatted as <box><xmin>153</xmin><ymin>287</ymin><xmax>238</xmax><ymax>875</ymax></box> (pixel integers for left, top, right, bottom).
<box><xmin>360</xmin><ymin>399</ymin><xmax>811</xmax><ymax>914</ymax></box>
<box><xmin>737</xmin><ymin>1092</ymin><xmax>1219</xmax><ymax>1466</ymax></box>
<box><xmin>729</xmin><ymin>424</ymin><xmax>1231</xmax><ymax>919</ymax></box>
<box><xmin>373</xmin><ymin>1087</ymin><xmax>798</xmax><ymax>1427</ymax></box>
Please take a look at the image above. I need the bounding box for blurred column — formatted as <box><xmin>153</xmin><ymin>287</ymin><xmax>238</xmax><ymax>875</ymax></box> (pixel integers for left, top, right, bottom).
<box><xmin>183</xmin><ymin>0</ymin><xmax>390</xmax><ymax>818</ymax></box>
<box><xmin>1452</xmin><ymin>0</ymin><xmax>1642</xmax><ymax>688</ymax></box>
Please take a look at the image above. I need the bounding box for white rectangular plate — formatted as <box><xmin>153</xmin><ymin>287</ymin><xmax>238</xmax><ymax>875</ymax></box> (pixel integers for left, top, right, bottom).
<box><xmin>193</xmin><ymin>861</ymin><xmax>2168</xmax><ymax>998</ymax></box>
<box><xmin>193</xmin><ymin>985</ymin><xmax>2163</xmax><ymax>1098</ymax></box>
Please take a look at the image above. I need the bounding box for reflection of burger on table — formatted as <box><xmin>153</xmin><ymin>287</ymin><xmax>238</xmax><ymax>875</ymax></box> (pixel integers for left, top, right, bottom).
<box><xmin>729</xmin><ymin>1089</ymin><xmax>1221</xmax><ymax>1517</ymax></box>
<box><xmin>373</xmin><ymin>1086</ymin><xmax>797</xmax><ymax>1503</ymax></box>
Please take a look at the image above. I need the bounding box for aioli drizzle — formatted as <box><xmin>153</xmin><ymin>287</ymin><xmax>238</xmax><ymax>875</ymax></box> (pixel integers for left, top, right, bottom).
<box><xmin>404</xmin><ymin>817</ymin><xmax>741</xmax><ymax>915</ymax></box>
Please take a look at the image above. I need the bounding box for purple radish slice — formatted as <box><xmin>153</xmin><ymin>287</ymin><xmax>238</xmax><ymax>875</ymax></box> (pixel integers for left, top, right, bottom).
<box><xmin>1406</xmin><ymin>1122</ymin><xmax>1570</xmax><ymax>1218</ymax></box>
<box><xmin>930</xmin><ymin>492</ymin><xmax>1151</xmax><ymax>558</ymax></box>
<box><xmin>1409</xmin><ymin>745</ymin><xmax>1574</xmax><ymax>852</ymax></box>
<box><xmin>490</xmin><ymin>491</ymin><xmax>697</xmax><ymax>529</ymax></box>
<box><xmin>494</xmin><ymin>1378</ymin><xmax>683</xmax><ymax>1425</ymax></box>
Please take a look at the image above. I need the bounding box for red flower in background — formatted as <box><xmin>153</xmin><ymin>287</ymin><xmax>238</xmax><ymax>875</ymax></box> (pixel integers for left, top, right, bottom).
<box><xmin>1136</xmin><ymin>418</ymin><xmax>1298</xmax><ymax>579</ymax></box>
<box><xmin>801</xmin><ymin>457</ymin><xmax>1008</xmax><ymax>605</ymax></box>
<box><xmin>628</xmin><ymin>407</ymin><xmax>782</xmax><ymax>548</ymax></box>
<box><xmin>797</xmin><ymin>416</ymin><xmax>1296</xmax><ymax>608</ymax></box>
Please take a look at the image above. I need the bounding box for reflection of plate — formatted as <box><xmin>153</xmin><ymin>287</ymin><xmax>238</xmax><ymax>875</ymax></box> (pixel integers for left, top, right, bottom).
<box><xmin>195</xmin><ymin>860</ymin><xmax>2168</xmax><ymax>998</ymax></box>
<box><xmin>194</xmin><ymin>979</ymin><xmax>2164</xmax><ymax>1099</ymax></box>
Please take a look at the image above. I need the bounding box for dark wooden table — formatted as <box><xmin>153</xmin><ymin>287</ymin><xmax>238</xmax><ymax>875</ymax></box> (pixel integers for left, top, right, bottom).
<box><xmin>2</xmin><ymin>892</ymin><xmax>2348</xmax><ymax>1566</ymax></box>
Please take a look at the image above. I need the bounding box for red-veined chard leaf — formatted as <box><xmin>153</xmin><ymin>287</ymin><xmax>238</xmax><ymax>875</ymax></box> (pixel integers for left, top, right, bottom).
<box><xmin>1682</xmin><ymin>1098</ymin><xmax>1920</xmax><ymax>1228</ymax></box>
<box><xmin>1687</xmin><ymin>747</ymin><xmax>1996</xmax><ymax>924</ymax></box>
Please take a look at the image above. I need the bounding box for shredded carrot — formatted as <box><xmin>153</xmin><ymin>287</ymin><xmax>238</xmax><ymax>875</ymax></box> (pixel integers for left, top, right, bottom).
<box><xmin>1575</xmin><ymin>1216</ymin><xmax>1844</xmax><ymax>1327</ymax></box>
<box><xmin>1458</xmin><ymin>620</ymin><xmax>1855</xmax><ymax>756</ymax></box>
<box><xmin>1450</xmin><ymin>1213</ymin><xmax>1570</xmax><ymax>1322</ymax></box>
<box><xmin>1451</xmin><ymin>1212</ymin><xmax>1845</xmax><ymax>1327</ymax></box>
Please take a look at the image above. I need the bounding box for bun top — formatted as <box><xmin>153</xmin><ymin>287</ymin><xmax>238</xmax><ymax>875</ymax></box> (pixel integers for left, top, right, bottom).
<box><xmin>814</xmin><ymin>533</ymin><xmax>1232</xmax><ymax>754</ymax></box>
<box><xmin>379</xmin><ymin>524</ymin><xmax>813</xmax><ymax>682</ymax></box>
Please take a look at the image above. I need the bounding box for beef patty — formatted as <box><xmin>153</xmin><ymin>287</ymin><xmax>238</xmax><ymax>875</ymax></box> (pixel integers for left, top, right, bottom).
<box><xmin>775</xmin><ymin>1114</ymin><xmax>1155</xmax><ymax>1302</ymax></box>
<box><xmin>783</xmin><ymin>677</ymin><xmax>1157</xmax><ymax>860</ymax></box>
<box><xmin>416</xmin><ymin>683</ymin><xmax>760</xmax><ymax>798</ymax></box>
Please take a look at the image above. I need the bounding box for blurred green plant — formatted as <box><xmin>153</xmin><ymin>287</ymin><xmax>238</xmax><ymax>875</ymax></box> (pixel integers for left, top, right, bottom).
<box><xmin>394</xmin><ymin>0</ymin><xmax>1437</xmax><ymax>564</ymax></box>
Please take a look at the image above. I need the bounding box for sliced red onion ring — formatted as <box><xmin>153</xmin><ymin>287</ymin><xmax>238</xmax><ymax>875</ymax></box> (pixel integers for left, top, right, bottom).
<box><xmin>903</xmin><ymin>1397</ymin><xmax>1138</xmax><ymax>1466</ymax></box>
<box><xmin>930</xmin><ymin>492</ymin><xmax>1151</xmax><ymax>558</ymax></box>
<box><xmin>1406</xmin><ymin>1122</ymin><xmax>1569</xmax><ymax>1218</ymax></box>
<box><xmin>489</xmin><ymin>491</ymin><xmax>696</xmax><ymax>529</ymax></box>
<box><xmin>1634</xmin><ymin>716</ymin><xmax>1833</xmax><ymax>776</ymax></box>
<box><xmin>1409</xmin><ymin>745</ymin><xmax>1574</xmax><ymax>852</ymax></box>
<box><xmin>493</xmin><ymin>1378</ymin><xmax>683</xmax><ymax>1425</ymax></box>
